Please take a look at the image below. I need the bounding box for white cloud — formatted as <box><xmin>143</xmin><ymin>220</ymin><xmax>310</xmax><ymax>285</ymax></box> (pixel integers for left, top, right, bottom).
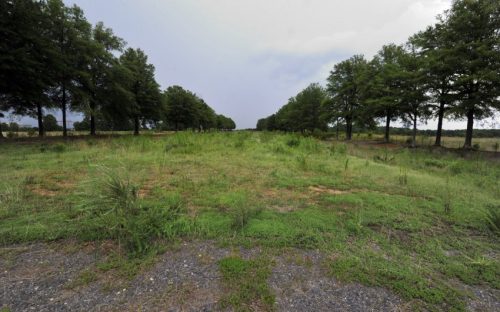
<box><xmin>182</xmin><ymin>0</ymin><xmax>451</xmax><ymax>56</ymax></box>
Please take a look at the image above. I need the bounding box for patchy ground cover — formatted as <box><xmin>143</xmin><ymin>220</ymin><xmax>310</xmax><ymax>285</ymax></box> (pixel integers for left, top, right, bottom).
<box><xmin>0</xmin><ymin>132</ymin><xmax>499</xmax><ymax>311</ymax></box>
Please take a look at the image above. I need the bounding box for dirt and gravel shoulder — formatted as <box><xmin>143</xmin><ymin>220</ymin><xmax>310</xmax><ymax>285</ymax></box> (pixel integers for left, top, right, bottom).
<box><xmin>1</xmin><ymin>241</ymin><xmax>498</xmax><ymax>311</ymax></box>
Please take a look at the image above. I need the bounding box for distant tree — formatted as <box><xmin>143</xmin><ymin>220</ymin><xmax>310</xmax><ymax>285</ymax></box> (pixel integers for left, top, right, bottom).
<box><xmin>196</xmin><ymin>99</ymin><xmax>217</xmax><ymax>131</ymax></box>
<box><xmin>216</xmin><ymin>114</ymin><xmax>236</xmax><ymax>130</ymax></box>
<box><xmin>259</xmin><ymin>84</ymin><xmax>327</xmax><ymax>133</ymax></box>
<box><xmin>256</xmin><ymin>118</ymin><xmax>267</xmax><ymax>131</ymax></box>
<box><xmin>256</xmin><ymin>114</ymin><xmax>277</xmax><ymax>131</ymax></box>
<box><xmin>398</xmin><ymin>44</ymin><xmax>431</xmax><ymax>147</ymax></box>
<box><xmin>81</xmin><ymin>22</ymin><xmax>124</xmax><ymax>135</ymax></box>
<box><xmin>115</xmin><ymin>48</ymin><xmax>162</xmax><ymax>135</ymax></box>
<box><xmin>162</xmin><ymin>86</ymin><xmax>199</xmax><ymax>130</ymax></box>
<box><xmin>325</xmin><ymin>55</ymin><xmax>370</xmax><ymax>140</ymax></box>
<box><xmin>266</xmin><ymin>114</ymin><xmax>278</xmax><ymax>131</ymax></box>
<box><xmin>275</xmin><ymin>98</ymin><xmax>300</xmax><ymax>131</ymax></box>
<box><xmin>366</xmin><ymin>44</ymin><xmax>406</xmax><ymax>142</ymax></box>
<box><xmin>294</xmin><ymin>83</ymin><xmax>328</xmax><ymax>132</ymax></box>
<box><xmin>73</xmin><ymin>118</ymin><xmax>89</xmax><ymax>131</ymax></box>
<box><xmin>8</xmin><ymin>122</ymin><xmax>20</xmax><ymax>132</ymax></box>
<box><xmin>0</xmin><ymin>112</ymin><xmax>4</xmax><ymax>138</ymax></box>
<box><xmin>43</xmin><ymin>114</ymin><xmax>61</xmax><ymax>131</ymax></box>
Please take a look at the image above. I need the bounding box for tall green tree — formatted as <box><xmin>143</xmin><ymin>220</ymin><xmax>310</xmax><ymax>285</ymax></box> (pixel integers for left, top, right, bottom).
<box><xmin>410</xmin><ymin>24</ymin><xmax>458</xmax><ymax>146</ymax></box>
<box><xmin>325</xmin><ymin>55</ymin><xmax>370</xmax><ymax>140</ymax></box>
<box><xmin>366</xmin><ymin>44</ymin><xmax>406</xmax><ymax>142</ymax></box>
<box><xmin>443</xmin><ymin>0</ymin><xmax>500</xmax><ymax>148</ymax></box>
<box><xmin>196</xmin><ymin>99</ymin><xmax>217</xmax><ymax>131</ymax></box>
<box><xmin>162</xmin><ymin>86</ymin><xmax>199</xmax><ymax>130</ymax></box>
<box><xmin>398</xmin><ymin>44</ymin><xmax>431</xmax><ymax>147</ymax></box>
<box><xmin>45</xmin><ymin>0</ymin><xmax>92</xmax><ymax>137</ymax></box>
<box><xmin>0</xmin><ymin>0</ymin><xmax>57</xmax><ymax>136</ymax></box>
<box><xmin>81</xmin><ymin>22</ymin><xmax>124</xmax><ymax>136</ymax></box>
<box><xmin>118</xmin><ymin>48</ymin><xmax>162</xmax><ymax>135</ymax></box>
<box><xmin>294</xmin><ymin>83</ymin><xmax>328</xmax><ymax>132</ymax></box>
<box><xmin>275</xmin><ymin>97</ymin><xmax>300</xmax><ymax>132</ymax></box>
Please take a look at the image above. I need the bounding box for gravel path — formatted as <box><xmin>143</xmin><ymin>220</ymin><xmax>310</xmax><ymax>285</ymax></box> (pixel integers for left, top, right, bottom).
<box><xmin>1</xmin><ymin>241</ymin><xmax>498</xmax><ymax>311</ymax></box>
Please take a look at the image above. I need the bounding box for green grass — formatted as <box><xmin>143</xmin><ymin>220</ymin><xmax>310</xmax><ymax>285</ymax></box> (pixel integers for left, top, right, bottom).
<box><xmin>65</xmin><ymin>269</ymin><xmax>98</xmax><ymax>290</ymax></box>
<box><xmin>218</xmin><ymin>256</ymin><xmax>275</xmax><ymax>311</ymax></box>
<box><xmin>0</xmin><ymin>131</ymin><xmax>499</xmax><ymax>310</ymax></box>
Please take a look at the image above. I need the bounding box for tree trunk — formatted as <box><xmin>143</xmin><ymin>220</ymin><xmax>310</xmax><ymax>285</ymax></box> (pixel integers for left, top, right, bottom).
<box><xmin>384</xmin><ymin>114</ymin><xmax>391</xmax><ymax>143</ymax></box>
<box><xmin>90</xmin><ymin>113</ymin><xmax>96</xmax><ymax>136</ymax></box>
<box><xmin>434</xmin><ymin>100</ymin><xmax>445</xmax><ymax>146</ymax></box>
<box><xmin>336</xmin><ymin>117</ymin><xmax>339</xmax><ymax>140</ymax></box>
<box><xmin>90</xmin><ymin>100</ymin><xmax>96</xmax><ymax>136</ymax></box>
<box><xmin>464</xmin><ymin>108</ymin><xmax>474</xmax><ymax>149</ymax></box>
<box><xmin>37</xmin><ymin>102</ymin><xmax>44</xmax><ymax>137</ymax></box>
<box><xmin>134</xmin><ymin>116</ymin><xmax>140</xmax><ymax>136</ymax></box>
<box><xmin>412</xmin><ymin>115</ymin><xmax>417</xmax><ymax>148</ymax></box>
<box><xmin>0</xmin><ymin>121</ymin><xmax>3</xmax><ymax>138</ymax></box>
<box><xmin>345</xmin><ymin>116</ymin><xmax>352</xmax><ymax>141</ymax></box>
<box><xmin>62</xmin><ymin>85</ymin><xmax>67</xmax><ymax>137</ymax></box>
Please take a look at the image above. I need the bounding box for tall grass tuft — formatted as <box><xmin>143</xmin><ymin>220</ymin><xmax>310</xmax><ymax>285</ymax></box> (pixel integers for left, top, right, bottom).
<box><xmin>443</xmin><ymin>177</ymin><xmax>452</xmax><ymax>215</ymax></box>
<box><xmin>77</xmin><ymin>167</ymin><xmax>186</xmax><ymax>257</ymax></box>
<box><xmin>0</xmin><ymin>182</ymin><xmax>25</xmax><ymax>219</ymax></box>
<box><xmin>164</xmin><ymin>132</ymin><xmax>196</xmax><ymax>154</ymax></box>
<box><xmin>221</xmin><ymin>192</ymin><xmax>262</xmax><ymax>231</ymax></box>
<box><xmin>399</xmin><ymin>167</ymin><xmax>408</xmax><ymax>186</ymax></box>
<box><xmin>374</xmin><ymin>148</ymin><xmax>394</xmax><ymax>163</ymax></box>
<box><xmin>484</xmin><ymin>205</ymin><xmax>500</xmax><ymax>234</ymax></box>
<box><xmin>296</xmin><ymin>154</ymin><xmax>309</xmax><ymax>171</ymax></box>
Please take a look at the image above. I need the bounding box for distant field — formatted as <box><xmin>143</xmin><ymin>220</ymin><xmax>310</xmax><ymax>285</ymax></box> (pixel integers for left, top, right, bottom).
<box><xmin>0</xmin><ymin>132</ymin><xmax>498</xmax><ymax>310</ymax></box>
<box><xmin>6</xmin><ymin>130</ymin><xmax>499</xmax><ymax>151</ymax></box>
<box><xmin>5</xmin><ymin>130</ymin><xmax>135</xmax><ymax>137</ymax></box>
<box><xmin>320</xmin><ymin>132</ymin><xmax>499</xmax><ymax>152</ymax></box>
<box><xmin>368</xmin><ymin>134</ymin><xmax>500</xmax><ymax>152</ymax></box>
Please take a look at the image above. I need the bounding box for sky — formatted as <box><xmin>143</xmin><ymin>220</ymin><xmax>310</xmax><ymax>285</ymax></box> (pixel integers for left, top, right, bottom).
<box><xmin>10</xmin><ymin>0</ymin><xmax>499</xmax><ymax>129</ymax></box>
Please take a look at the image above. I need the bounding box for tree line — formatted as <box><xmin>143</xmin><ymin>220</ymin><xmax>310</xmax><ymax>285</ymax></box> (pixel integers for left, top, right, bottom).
<box><xmin>0</xmin><ymin>0</ymin><xmax>235</xmax><ymax>138</ymax></box>
<box><xmin>257</xmin><ymin>0</ymin><xmax>499</xmax><ymax>149</ymax></box>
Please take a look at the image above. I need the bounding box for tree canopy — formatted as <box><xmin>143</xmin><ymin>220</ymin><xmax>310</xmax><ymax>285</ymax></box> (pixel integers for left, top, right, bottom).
<box><xmin>257</xmin><ymin>0</ymin><xmax>500</xmax><ymax>148</ymax></box>
<box><xmin>0</xmin><ymin>0</ymin><xmax>235</xmax><ymax>137</ymax></box>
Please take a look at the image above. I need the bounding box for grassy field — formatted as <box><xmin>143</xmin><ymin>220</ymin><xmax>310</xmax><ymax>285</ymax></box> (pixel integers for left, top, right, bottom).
<box><xmin>328</xmin><ymin>132</ymin><xmax>500</xmax><ymax>152</ymax></box>
<box><xmin>0</xmin><ymin>132</ymin><xmax>499</xmax><ymax>310</ymax></box>
<box><xmin>5</xmin><ymin>129</ymin><xmax>500</xmax><ymax>151</ymax></box>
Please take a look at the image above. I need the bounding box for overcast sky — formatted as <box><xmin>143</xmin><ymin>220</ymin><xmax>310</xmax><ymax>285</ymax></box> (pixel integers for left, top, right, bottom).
<box><xmin>10</xmin><ymin>0</ymin><xmax>498</xmax><ymax>129</ymax></box>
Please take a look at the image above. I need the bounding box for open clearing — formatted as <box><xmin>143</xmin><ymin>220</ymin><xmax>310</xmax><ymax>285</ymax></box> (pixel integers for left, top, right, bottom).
<box><xmin>0</xmin><ymin>132</ymin><xmax>499</xmax><ymax>311</ymax></box>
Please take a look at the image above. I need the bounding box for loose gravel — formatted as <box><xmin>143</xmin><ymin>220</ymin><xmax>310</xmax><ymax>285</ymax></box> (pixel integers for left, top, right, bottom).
<box><xmin>1</xmin><ymin>241</ymin><xmax>498</xmax><ymax>311</ymax></box>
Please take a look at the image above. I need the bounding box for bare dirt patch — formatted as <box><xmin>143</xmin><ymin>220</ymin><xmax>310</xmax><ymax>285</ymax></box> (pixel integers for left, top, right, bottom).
<box><xmin>272</xmin><ymin>205</ymin><xmax>297</xmax><ymax>213</ymax></box>
<box><xmin>30</xmin><ymin>187</ymin><xmax>58</xmax><ymax>197</ymax></box>
<box><xmin>308</xmin><ymin>185</ymin><xmax>349</xmax><ymax>195</ymax></box>
<box><xmin>56</xmin><ymin>179</ymin><xmax>76</xmax><ymax>191</ymax></box>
